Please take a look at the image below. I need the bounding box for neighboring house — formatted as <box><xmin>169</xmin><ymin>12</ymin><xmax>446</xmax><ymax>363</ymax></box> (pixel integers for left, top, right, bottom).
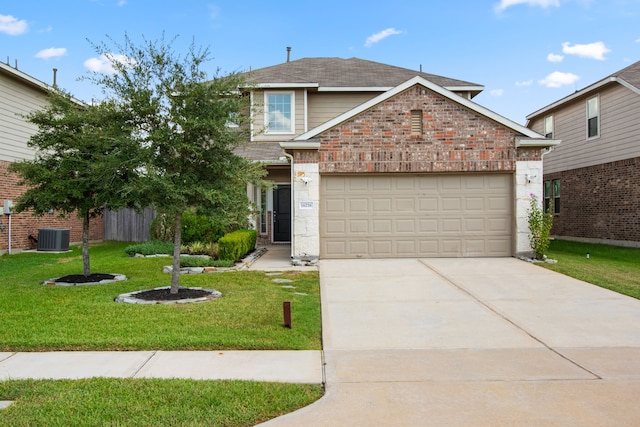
<box><xmin>526</xmin><ymin>60</ymin><xmax>640</xmax><ymax>246</ymax></box>
<box><xmin>0</xmin><ymin>61</ymin><xmax>102</xmax><ymax>254</ymax></box>
<box><xmin>238</xmin><ymin>57</ymin><xmax>558</xmax><ymax>260</ymax></box>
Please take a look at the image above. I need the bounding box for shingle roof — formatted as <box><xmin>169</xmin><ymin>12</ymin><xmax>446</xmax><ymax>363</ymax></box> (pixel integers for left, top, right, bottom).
<box><xmin>234</xmin><ymin>142</ymin><xmax>287</xmax><ymax>163</ymax></box>
<box><xmin>613</xmin><ymin>60</ymin><xmax>640</xmax><ymax>89</ymax></box>
<box><xmin>244</xmin><ymin>57</ymin><xmax>482</xmax><ymax>93</ymax></box>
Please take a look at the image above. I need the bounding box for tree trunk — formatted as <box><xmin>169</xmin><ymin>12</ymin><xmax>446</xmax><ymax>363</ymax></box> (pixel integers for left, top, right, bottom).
<box><xmin>82</xmin><ymin>210</ymin><xmax>91</xmax><ymax>277</ymax></box>
<box><xmin>170</xmin><ymin>211</ymin><xmax>182</xmax><ymax>294</ymax></box>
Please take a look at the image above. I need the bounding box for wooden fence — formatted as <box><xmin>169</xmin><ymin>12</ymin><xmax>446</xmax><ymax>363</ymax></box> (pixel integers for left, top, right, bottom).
<box><xmin>103</xmin><ymin>207</ymin><xmax>156</xmax><ymax>242</ymax></box>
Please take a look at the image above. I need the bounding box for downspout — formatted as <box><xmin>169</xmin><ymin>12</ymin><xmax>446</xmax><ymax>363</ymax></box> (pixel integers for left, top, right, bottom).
<box><xmin>281</xmin><ymin>149</ymin><xmax>295</xmax><ymax>260</ymax></box>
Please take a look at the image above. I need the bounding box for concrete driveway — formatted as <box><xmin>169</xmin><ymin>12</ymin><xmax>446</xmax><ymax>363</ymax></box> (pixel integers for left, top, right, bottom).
<box><xmin>260</xmin><ymin>258</ymin><xmax>640</xmax><ymax>426</ymax></box>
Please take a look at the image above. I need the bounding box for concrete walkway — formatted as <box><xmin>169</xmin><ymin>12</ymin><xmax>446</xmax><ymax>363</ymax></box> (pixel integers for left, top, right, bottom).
<box><xmin>259</xmin><ymin>258</ymin><xmax>640</xmax><ymax>426</ymax></box>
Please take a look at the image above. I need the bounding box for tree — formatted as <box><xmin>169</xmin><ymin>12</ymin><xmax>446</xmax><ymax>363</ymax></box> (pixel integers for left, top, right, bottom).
<box><xmin>9</xmin><ymin>91</ymin><xmax>139</xmax><ymax>276</ymax></box>
<box><xmin>86</xmin><ymin>34</ymin><xmax>264</xmax><ymax>293</ymax></box>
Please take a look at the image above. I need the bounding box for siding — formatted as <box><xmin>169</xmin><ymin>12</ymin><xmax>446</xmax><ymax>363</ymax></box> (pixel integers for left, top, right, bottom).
<box><xmin>0</xmin><ymin>72</ymin><xmax>47</xmax><ymax>162</ymax></box>
<box><xmin>538</xmin><ymin>84</ymin><xmax>640</xmax><ymax>174</ymax></box>
<box><xmin>307</xmin><ymin>92</ymin><xmax>379</xmax><ymax>129</ymax></box>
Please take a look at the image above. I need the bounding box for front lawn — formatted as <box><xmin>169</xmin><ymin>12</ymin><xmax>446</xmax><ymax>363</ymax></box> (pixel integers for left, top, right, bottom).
<box><xmin>0</xmin><ymin>241</ymin><xmax>321</xmax><ymax>351</ymax></box>
<box><xmin>0</xmin><ymin>378</ymin><xmax>322</xmax><ymax>427</ymax></box>
<box><xmin>539</xmin><ymin>239</ymin><xmax>640</xmax><ymax>299</ymax></box>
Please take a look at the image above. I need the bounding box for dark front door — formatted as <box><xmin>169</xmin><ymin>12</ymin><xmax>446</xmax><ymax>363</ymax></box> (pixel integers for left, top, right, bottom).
<box><xmin>273</xmin><ymin>185</ymin><xmax>291</xmax><ymax>242</ymax></box>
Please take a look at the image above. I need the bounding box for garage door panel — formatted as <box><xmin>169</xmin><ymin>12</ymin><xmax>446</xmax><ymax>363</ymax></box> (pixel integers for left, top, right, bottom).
<box><xmin>320</xmin><ymin>174</ymin><xmax>512</xmax><ymax>258</ymax></box>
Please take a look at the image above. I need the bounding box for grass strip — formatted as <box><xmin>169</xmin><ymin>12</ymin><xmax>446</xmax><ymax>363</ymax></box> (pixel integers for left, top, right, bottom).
<box><xmin>539</xmin><ymin>239</ymin><xmax>640</xmax><ymax>299</ymax></box>
<box><xmin>0</xmin><ymin>378</ymin><xmax>323</xmax><ymax>427</ymax></box>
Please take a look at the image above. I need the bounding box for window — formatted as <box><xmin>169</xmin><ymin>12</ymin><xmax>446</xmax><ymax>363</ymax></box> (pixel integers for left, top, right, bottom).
<box><xmin>587</xmin><ymin>95</ymin><xmax>599</xmax><ymax>139</ymax></box>
<box><xmin>260</xmin><ymin>188</ymin><xmax>268</xmax><ymax>234</ymax></box>
<box><xmin>552</xmin><ymin>180</ymin><xmax>560</xmax><ymax>214</ymax></box>
<box><xmin>544</xmin><ymin>115</ymin><xmax>554</xmax><ymax>138</ymax></box>
<box><xmin>265</xmin><ymin>92</ymin><xmax>294</xmax><ymax>133</ymax></box>
<box><xmin>411</xmin><ymin>110</ymin><xmax>423</xmax><ymax>136</ymax></box>
<box><xmin>544</xmin><ymin>180</ymin><xmax>560</xmax><ymax>214</ymax></box>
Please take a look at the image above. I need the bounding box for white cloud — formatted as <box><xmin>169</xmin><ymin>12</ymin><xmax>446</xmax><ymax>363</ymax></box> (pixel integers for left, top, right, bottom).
<box><xmin>0</xmin><ymin>14</ymin><xmax>28</xmax><ymax>35</ymax></box>
<box><xmin>547</xmin><ymin>53</ymin><xmax>564</xmax><ymax>62</ymax></box>
<box><xmin>209</xmin><ymin>4</ymin><xmax>221</xmax><ymax>20</ymax></box>
<box><xmin>562</xmin><ymin>41</ymin><xmax>610</xmax><ymax>60</ymax></box>
<box><xmin>117</xmin><ymin>0</ymin><xmax>127</xmax><ymax>6</ymax></box>
<box><xmin>364</xmin><ymin>28</ymin><xmax>403</xmax><ymax>48</ymax></box>
<box><xmin>635</xmin><ymin>37</ymin><xmax>640</xmax><ymax>43</ymax></box>
<box><xmin>539</xmin><ymin>71</ymin><xmax>579</xmax><ymax>88</ymax></box>
<box><xmin>495</xmin><ymin>0</ymin><xmax>559</xmax><ymax>12</ymax></box>
<box><xmin>35</xmin><ymin>47</ymin><xmax>67</xmax><ymax>59</ymax></box>
<box><xmin>490</xmin><ymin>89</ymin><xmax>504</xmax><ymax>96</ymax></box>
<box><xmin>83</xmin><ymin>53</ymin><xmax>135</xmax><ymax>74</ymax></box>
<box><xmin>516</xmin><ymin>80</ymin><xmax>533</xmax><ymax>87</ymax></box>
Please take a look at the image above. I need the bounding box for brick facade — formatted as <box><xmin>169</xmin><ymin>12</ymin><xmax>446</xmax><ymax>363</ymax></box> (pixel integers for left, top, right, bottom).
<box><xmin>0</xmin><ymin>160</ymin><xmax>103</xmax><ymax>253</ymax></box>
<box><xmin>544</xmin><ymin>157</ymin><xmax>640</xmax><ymax>242</ymax></box>
<box><xmin>318</xmin><ymin>85</ymin><xmax>519</xmax><ymax>174</ymax></box>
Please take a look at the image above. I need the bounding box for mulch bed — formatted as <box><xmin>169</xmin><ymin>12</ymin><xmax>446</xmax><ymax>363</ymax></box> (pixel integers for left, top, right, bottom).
<box><xmin>132</xmin><ymin>287</ymin><xmax>214</xmax><ymax>301</ymax></box>
<box><xmin>55</xmin><ymin>273</ymin><xmax>116</xmax><ymax>284</ymax></box>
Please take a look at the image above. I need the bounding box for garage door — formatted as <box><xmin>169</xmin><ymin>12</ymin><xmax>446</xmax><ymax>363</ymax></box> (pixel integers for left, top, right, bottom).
<box><xmin>320</xmin><ymin>174</ymin><xmax>513</xmax><ymax>258</ymax></box>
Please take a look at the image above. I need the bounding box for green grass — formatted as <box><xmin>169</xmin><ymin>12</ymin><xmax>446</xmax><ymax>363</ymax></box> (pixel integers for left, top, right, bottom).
<box><xmin>0</xmin><ymin>241</ymin><xmax>321</xmax><ymax>351</ymax></box>
<box><xmin>0</xmin><ymin>378</ymin><xmax>323</xmax><ymax>427</ymax></box>
<box><xmin>540</xmin><ymin>239</ymin><xmax>640</xmax><ymax>299</ymax></box>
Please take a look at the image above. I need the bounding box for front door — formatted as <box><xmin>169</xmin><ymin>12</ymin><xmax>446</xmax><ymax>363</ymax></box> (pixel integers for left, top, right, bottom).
<box><xmin>273</xmin><ymin>185</ymin><xmax>291</xmax><ymax>242</ymax></box>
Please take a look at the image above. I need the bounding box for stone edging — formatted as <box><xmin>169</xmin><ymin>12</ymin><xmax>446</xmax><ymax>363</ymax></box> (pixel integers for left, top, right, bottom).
<box><xmin>43</xmin><ymin>274</ymin><xmax>127</xmax><ymax>286</ymax></box>
<box><xmin>158</xmin><ymin>247</ymin><xmax>268</xmax><ymax>274</ymax></box>
<box><xmin>115</xmin><ymin>286</ymin><xmax>222</xmax><ymax>305</ymax></box>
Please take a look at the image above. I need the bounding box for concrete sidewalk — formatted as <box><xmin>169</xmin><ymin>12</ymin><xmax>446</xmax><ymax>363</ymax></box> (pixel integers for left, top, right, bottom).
<box><xmin>259</xmin><ymin>257</ymin><xmax>640</xmax><ymax>426</ymax></box>
<box><xmin>0</xmin><ymin>350</ymin><xmax>323</xmax><ymax>383</ymax></box>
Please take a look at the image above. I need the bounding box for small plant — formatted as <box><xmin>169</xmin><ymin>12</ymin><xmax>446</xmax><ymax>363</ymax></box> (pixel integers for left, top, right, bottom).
<box><xmin>187</xmin><ymin>241</ymin><xmax>206</xmax><ymax>255</ymax></box>
<box><xmin>124</xmin><ymin>240</ymin><xmax>174</xmax><ymax>256</ymax></box>
<box><xmin>204</xmin><ymin>242</ymin><xmax>218</xmax><ymax>258</ymax></box>
<box><xmin>179</xmin><ymin>256</ymin><xmax>235</xmax><ymax>268</ymax></box>
<box><xmin>527</xmin><ymin>195</ymin><xmax>554</xmax><ymax>260</ymax></box>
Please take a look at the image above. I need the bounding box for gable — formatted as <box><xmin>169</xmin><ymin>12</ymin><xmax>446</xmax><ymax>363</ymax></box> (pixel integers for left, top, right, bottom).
<box><xmin>317</xmin><ymin>84</ymin><xmax>520</xmax><ymax>174</ymax></box>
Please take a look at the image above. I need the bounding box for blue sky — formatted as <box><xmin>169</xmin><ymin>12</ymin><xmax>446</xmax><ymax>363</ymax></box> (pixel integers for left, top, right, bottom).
<box><xmin>2</xmin><ymin>0</ymin><xmax>639</xmax><ymax>124</ymax></box>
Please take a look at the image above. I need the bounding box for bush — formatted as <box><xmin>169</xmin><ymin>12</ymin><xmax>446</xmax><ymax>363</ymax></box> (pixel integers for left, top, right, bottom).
<box><xmin>150</xmin><ymin>211</ymin><xmax>227</xmax><ymax>244</ymax></box>
<box><xmin>124</xmin><ymin>240</ymin><xmax>174</xmax><ymax>256</ymax></box>
<box><xmin>218</xmin><ymin>229</ymin><xmax>257</xmax><ymax>261</ymax></box>
<box><xmin>528</xmin><ymin>195</ymin><xmax>554</xmax><ymax>260</ymax></box>
<box><xmin>179</xmin><ymin>256</ymin><xmax>235</xmax><ymax>268</ymax></box>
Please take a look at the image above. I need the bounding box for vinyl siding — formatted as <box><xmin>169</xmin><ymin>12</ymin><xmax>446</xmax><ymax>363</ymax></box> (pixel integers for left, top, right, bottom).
<box><xmin>0</xmin><ymin>72</ymin><xmax>48</xmax><ymax>162</ymax></box>
<box><xmin>307</xmin><ymin>92</ymin><xmax>380</xmax><ymax>129</ymax></box>
<box><xmin>536</xmin><ymin>84</ymin><xmax>640</xmax><ymax>174</ymax></box>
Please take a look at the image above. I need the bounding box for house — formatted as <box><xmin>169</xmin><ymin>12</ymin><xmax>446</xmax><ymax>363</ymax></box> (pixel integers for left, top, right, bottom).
<box><xmin>238</xmin><ymin>56</ymin><xmax>558</xmax><ymax>260</ymax></box>
<box><xmin>0</xmin><ymin>61</ymin><xmax>102</xmax><ymax>254</ymax></box>
<box><xmin>526</xmin><ymin>60</ymin><xmax>640</xmax><ymax>246</ymax></box>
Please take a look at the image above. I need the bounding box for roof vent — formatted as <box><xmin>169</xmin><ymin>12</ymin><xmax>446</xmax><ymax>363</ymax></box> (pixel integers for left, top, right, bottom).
<box><xmin>286</xmin><ymin>47</ymin><xmax>291</xmax><ymax>62</ymax></box>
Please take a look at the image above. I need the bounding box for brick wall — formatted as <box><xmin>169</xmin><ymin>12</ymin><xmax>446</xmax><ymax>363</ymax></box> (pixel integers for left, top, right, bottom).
<box><xmin>544</xmin><ymin>157</ymin><xmax>640</xmax><ymax>242</ymax></box>
<box><xmin>0</xmin><ymin>160</ymin><xmax>103</xmax><ymax>252</ymax></box>
<box><xmin>318</xmin><ymin>85</ymin><xmax>519</xmax><ymax>173</ymax></box>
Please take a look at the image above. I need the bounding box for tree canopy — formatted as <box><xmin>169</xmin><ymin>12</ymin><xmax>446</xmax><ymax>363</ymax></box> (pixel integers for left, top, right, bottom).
<box><xmin>85</xmin><ymin>34</ymin><xmax>264</xmax><ymax>292</ymax></box>
<box><xmin>9</xmin><ymin>91</ymin><xmax>139</xmax><ymax>276</ymax></box>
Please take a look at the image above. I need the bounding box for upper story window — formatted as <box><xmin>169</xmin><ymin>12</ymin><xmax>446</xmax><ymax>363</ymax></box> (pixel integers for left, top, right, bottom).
<box><xmin>544</xmin><ymin>115</ymin><xmax>554</xmax><ymax>138</ymax></box>
<box><xmin>587</xmin><ymin>95</ymin><xmax>599</xmax><ymax>139</ymax></box>
<box><xmin>265</xmin><ymin>91</ymin><xmax>295</xmax><ymax>134</ymax></box>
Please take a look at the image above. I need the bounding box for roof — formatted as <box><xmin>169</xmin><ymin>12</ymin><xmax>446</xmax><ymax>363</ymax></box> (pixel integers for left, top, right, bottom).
<box><xmin>234</xmin><ymin>142</ymin><xmax>289</xmax><ymax>164</ymax></box>
<box><xmin>0</xmin><ymin>61</ymin><xmax>53</xmax><ymax>93</ymax></box>
<box><xmin>527</xmin><ymin>60</ymin><xmax>640</xmax><ymax>120</ymax></box>
<box><xmin>244</xmin><ymin>57</ymin><xmax>483</xmax><ymax>97</ymax></box>
<box><xmin>295</xmin><ymin>76</ymin><xmax>557</xmax><ymax>148</ymax></box>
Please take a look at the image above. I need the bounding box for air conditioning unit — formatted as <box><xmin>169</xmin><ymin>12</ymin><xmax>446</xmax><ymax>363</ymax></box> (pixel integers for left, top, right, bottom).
<box><xmin>37</xmin><ymin>228</ymin><xmax>70</xmax><ymax>251</ymax></box>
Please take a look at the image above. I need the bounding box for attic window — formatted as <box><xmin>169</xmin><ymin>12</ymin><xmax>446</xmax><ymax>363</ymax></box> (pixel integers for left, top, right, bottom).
<box><xmin>411</xmin><ymin>110</ymin><xmax>422</xmax><ymax>136</ymax></box>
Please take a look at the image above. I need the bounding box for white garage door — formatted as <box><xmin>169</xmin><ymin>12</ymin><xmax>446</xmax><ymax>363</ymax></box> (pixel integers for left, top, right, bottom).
<box><xmin>320</xmin><ymin>174</ymin><xmax>513</xmax><ymax>258</ymax></box>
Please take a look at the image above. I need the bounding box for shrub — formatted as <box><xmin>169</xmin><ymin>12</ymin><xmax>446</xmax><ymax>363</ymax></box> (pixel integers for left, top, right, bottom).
<box><xmin>218</xmin><ymin>229</ymin><xmax>257</xmax><ymax>261</ymax></box>
<box><xmin>124</xmin><ymin>240</ymin><xmax>174</xmax><ymax>256</ymax></box>
<box><xmin>528</xmin><ymin>195</ymin><xmax>554</xmax><ymax>260</ymax></box>
<box><xmin>150</xmin><ymin>211</ymin><xmax>227</xmax><ymax>244</ymax></box>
